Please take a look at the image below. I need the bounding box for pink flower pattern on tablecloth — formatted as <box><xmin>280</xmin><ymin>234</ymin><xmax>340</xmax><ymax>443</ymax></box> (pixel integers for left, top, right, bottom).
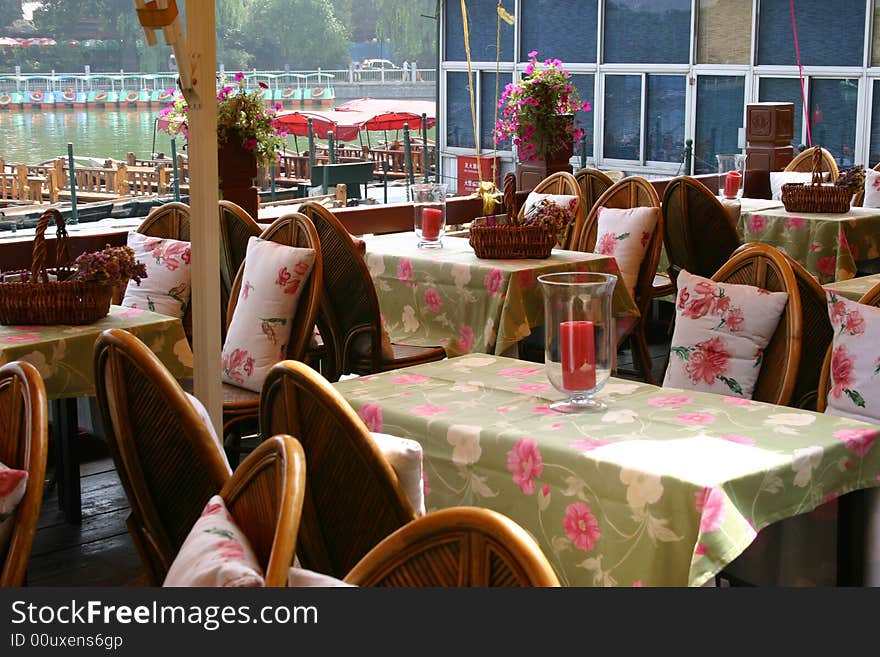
<box><xmin>785</xmin><ymin>216</ymin><xmax>804</xmax><ymax>230</ymax></box>
<box><xmin>695</xmin><ymin>486</ymin><xmax>726</xmax><ymax>533</ymax></box>
<box><xmin>569</xmin><ymin>437</ymin><xmax>611</xmax><ymax>452</ymax></box>
<box><xmin>458</xmin><ymin>323</ymin><xmax>474</xmax><ymax>351</ymax></box>
<box><xmin>357</xmin><ymin>403</ymin><xmax>383</xmax><ymax>432</ymax></box>
<box><xmin>499</xmin><ymin>366</ymin><xmax>542</xmax><ymax>378</ymax></box>
<box><xmin>517</xmin><ymin>269</ymin><xmax>536</xmax><ymax>289</ymax></box>
<box><xmin>647</xmin><ymin>395</ymin><xmax>692</xmax><ymax>409</ymax></box>
<box><xmin>2</xmin><ymin>334</ymin><xmax>40</xmax><ymax>342</ymax></box>
<box><xmin>720</xmin><ymin>434</ymin><xmax>756</xmax><ymax>446</ymax></box>
<box><xmin>834</xmin><ymin>428</ymin><xmax>877</xmax><ymax>457</ymax></box>
<box><xmin>391</xmin><ymin>374</ymin><xmax>430</xmax><ymax>385</ymax></box>
<box><xmin>484</xmin><ymin>268</ymin><xmax>504</xmax><ymax>297</ymax></box>
<box><xmin>506</xmin><ymin>438</ymin><xmax>543</xmax><ymax>495</ymax></box>
<box><xmin>516</xmin><ymin>382</ymin><xmax>551</xmax><ymax>393</ymax></box>
<box><xmin>817</xmin><ymin>256</ymin><xmax>837</xmax><ymax>278</ymax></box>
<box><xmin>410</xmin><ymin>404</ymin><xmax>450</xmax><ymax>417</ymax></box>
<box><xmin>563</xmin><ymin>502</ymin><xmax>601</xmax><ymax>552</ymax></box>
<box><xmin>531</xmin><ymin>405</ymin><xmax>555</xmax><ymax>415</ymax></box>
<box><xmin>722</xmin><ymin>396</ymin><xmax>752</xmax><ymax>407</ymax></box>
<box><xmin>675</xmin><ymin>412</ymin><xmax>716</xmax><ymax>426</ymax></box>
<box><xmin>748</xmin><ymin>214</ymin><xmax>766</xmax><ymax>233</ymax></box>
<box><xmin>397</xmin><ymin>258</ymin><xmax>414</xmax><ymax>287</ymax></box>
<box><xmin>424</xmin><ymin>287</ymin><xmax>442</xmax><ymax>313</ymax></box>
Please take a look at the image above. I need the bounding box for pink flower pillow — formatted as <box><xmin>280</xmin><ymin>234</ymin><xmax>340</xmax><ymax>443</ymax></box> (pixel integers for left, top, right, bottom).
<box><xmin>521</xmin><ymin>192</ymin><xmax>579</xmax><ymax>224</ymax></box>
<box><xmin>221</xmin><ymin>237</ymin><xmax>316</xmax><ymax>393</ymax></box>
<box><xmin>592</xmin><ymin>206</ymin><xmax>660</xmax><ymax>298</ymax></box>
<box><xmin>823</xmin><ymin>292</ymin><xmax>880</xmax><ymax>423</ymax></box>
<box><xmin>121</xmin><ymin>231</ymin><xmax>192</xmax><ymax>318</ymax></box>
<box><xmin>863</xmin><ymin>167</ymin><xmax>880</xmax><ymax>208</ymax></box>
<box><xmin>0</xmin><ymin>461</ymin><xmax>27</xmax><ymax>558</ymax></box>
<box><xmin>163</xmin><ymin>495</ymin><xmax>264</xmax><ymax>587</ymax></box>
<box><xmin>663</xmin><ymin>270</ymin><xmax>789</xmax><ymax>399</ymax></box>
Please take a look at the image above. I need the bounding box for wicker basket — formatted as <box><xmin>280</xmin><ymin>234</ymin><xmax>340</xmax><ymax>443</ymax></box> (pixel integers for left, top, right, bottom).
<box><xmin>782</xmin><ymin>148</ymin><xmax>852</xmax><ymax>213</ymax></box>
<box><xmin>0</xmin><ymin>208</ymin><xmax>113</xmax><ymax>325</ymax></box>
<box><xmin>469</xmin><ymin>224</ymin><xmax>556</xmax><ymax>259</ymax></box>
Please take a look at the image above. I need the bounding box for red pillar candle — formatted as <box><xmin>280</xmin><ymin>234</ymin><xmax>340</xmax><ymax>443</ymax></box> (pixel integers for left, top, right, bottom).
<box><xmin>723</xmin><ymin>171</ymin><xmax>742</xmax><ymax>198</ymax></box>
<box><xmin>421</xmin><ymin>207</ymin><xmax>443</xmax><ymax>240</ymax></box>
<box><xmin>560</xmin><ymin>320</ymin><xmax>596</xmax><ymax>390</ymax></box>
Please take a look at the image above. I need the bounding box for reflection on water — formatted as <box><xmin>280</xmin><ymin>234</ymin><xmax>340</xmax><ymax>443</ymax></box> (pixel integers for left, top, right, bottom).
<box><xmin>0</xmin><ymin>109</ymin><xmax>179</xmax><ymax>163</ymax></box>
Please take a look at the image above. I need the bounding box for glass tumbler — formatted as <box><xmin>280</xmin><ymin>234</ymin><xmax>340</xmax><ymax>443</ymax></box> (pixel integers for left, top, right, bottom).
<box><xmin>716</xmin><ymin>153</ymin><xmax>746</xmax><ymax>199</ymax></box>
<box><xmin>538</xmin><ymin>272</ymin><xmax>617</xmax><ymax>412</ymax></box>
<box><xmin>411</xmin><ymin>182</ymin><xmax>447</xmax><ymax>248</ymax></box>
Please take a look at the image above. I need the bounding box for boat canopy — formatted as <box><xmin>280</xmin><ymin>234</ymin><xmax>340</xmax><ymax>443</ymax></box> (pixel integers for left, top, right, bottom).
<box><xmin>336</xmin><ymin>97</ymin><xmax>436</xmax><ymax>120</ymax></box>
<box><xmin>275</xmin><ymin>108</ymin><xmax>434</xmax><ymax>141</ymax></box>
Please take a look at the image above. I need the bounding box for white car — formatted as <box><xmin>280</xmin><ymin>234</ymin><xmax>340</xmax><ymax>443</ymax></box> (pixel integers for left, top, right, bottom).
<box><xmin>361</xmin><ymin>59</ymin><xmax>399</xmax><ymax>70</ymax></box>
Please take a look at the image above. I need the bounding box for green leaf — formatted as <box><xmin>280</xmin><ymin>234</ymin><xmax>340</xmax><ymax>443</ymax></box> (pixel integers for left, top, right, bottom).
<box><xmin>719</xmin><ymin>376</ymin><xmax>743</xmax><ymax>395</ymax></box>
<box><xmin>616</xmin><ymin>232</ymin><xmax>631</xmax><ymax>241</ymax></box>
<box><xmin>845</xmin><ymin>388</ymin><xmax>866</xmax><ymax>408</ymax></box>
<box><xmin>259</xmin><ymin>317</ymin><xmax>288</xmax><ymax>325</ymax></box>
<box><xmin>671</xmin><ymin>346</ymin><xmax>691</xmax><ymax>361</ymax></box>
<box><xmin>204</xmin><ymin>528</ymin><xmax>235</xmax><ymax>540</ymax></box>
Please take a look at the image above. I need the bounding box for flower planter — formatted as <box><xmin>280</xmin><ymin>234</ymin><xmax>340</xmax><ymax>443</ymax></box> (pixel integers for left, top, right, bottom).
<box><xmin>218</xmin><ymin>137</ymin><xmax>259</xmax><ymax>220</ymax></box>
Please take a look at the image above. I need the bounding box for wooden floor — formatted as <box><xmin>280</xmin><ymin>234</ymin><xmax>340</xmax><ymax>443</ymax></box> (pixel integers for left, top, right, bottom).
<box><xmin>26</xmin><ymin>310</ymin><xmax>674</xmax><ymax>586</ymax></box>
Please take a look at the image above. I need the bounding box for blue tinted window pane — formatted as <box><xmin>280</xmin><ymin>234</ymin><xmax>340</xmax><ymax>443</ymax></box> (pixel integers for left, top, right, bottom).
<box><xmin>520</xmin><ymin>2</ymin><xmax>598</xmax><ymax>63</ymax></box>
<box><xmin>604</xmin><ymin>0</ymin><xmax>691</xmax><ymax>64</ymax></box>
<box><xmin>570</xmin><ymin>74</ymin><xmax>595</xmax><ymax>159</ymax></box>
<box><xmin>480</xmin><ymin>72</ymin><xmax>511</xmax><ymax>150</ymax></box>
<box><xmin>446</xmin><ymin>72</ymin><xmax>474</xmax><ymax>149</ymax></box>
<box><xmin>604</xmin><ymin>75</ymin><xmax>641</xmax><ymax>161</ymax></box>
<box><xmin>810</xmin><ymin>78</ymin><xmax>858</xmax><ymax>168</ymax></box>
<box><xmin>871</xmin><ymin>81</ymin><xmax>880</xmax><ymax>166</ymax></box>
<box><xmin>695</xmin><ymin>76</ymin><xmax>745</xmax><ymax>175</ymax></box>
<box><xmin>646</xmin><ymin>75</ymin><xmax>686</xmax><ymax>163</ymax></box>
<box><xmin>758</xmin><ymin>0</ymin><xmax>865</xmax><ymax>66</ymax></box>
<box><xmin>759</xmin><ymin>78</ymin><xmax>804</xmax><ymax>148</ymax></box>
<box><xmin>445</xmin><ymin>0</ymin><xmax>514</xmax><ymax>62</ymax></box>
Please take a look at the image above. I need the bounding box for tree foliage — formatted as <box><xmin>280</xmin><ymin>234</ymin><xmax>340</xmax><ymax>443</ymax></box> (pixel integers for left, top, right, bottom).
<box><xmin>375</xmin><ymin>0</ymin><xmax>436</xmax><ymax>65</ymax></box>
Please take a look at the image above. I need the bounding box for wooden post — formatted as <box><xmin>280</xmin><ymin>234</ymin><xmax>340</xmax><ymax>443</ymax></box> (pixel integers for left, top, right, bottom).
<box><xmin>14</xmin><ymin>164</ymin><xmax>26</xmax><ymax>201</ymax></box>
<box><xmin>115</xmin><ymin>162</ymin><xmax>129</xmax><ymax>196</ymax></box>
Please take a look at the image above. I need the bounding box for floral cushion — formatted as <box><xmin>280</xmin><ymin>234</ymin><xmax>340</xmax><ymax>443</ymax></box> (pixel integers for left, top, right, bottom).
<box><xmin>521</xmin><ymin>192</ymin><xmax>579</xmax><ymax>222</ymax></box>
<box><xmin>288</xmin><ymin>568</ymin><xmax>355</xmax><ymax>587</ymax></box>
<box><xmin>221</xmin><ymin>237</ymin><xmax>316</xmax><ymax>393</ymax></box>
<box><xmin>163</xmin><ymin>495</ymin><xmax>264</xmax><ymax>587</ymax></box>
<box><xmin>863</xmin><ymin>167</ymin><xmax>880</xmax><ymax>208</ymax></box>
<box><xmin>121</xmin><ymin>231</ymin><xmax>192</xmax><ymax>318</ymax></box>
<box><xmin>663</xmin><ymin>270</ymin><xmax>789</xmax><ymax>399</ymax></box>
<box><xmin>769</xmin><ymin>171</ymin><xmax>829</xmax><ymax>201</ymax></box>
<box><xmin>592</xmin><ymin>206</ymin><xmax>660</xmax><ymax>298</ymax></box>
<box><xmin>0</xmin><ymin>461</ymin><xmax>27</xmax><ymax>558</ymax></box>
<box><xmin>823</xmin><ymin>291</ymin><xmax>880</xmax><ymax>423</ymax></box>
<box><xmin>370</xmin><ymin>432</ymin><xmax>425</xmax><ymax>515</ymax></box>
<box><xmin>184</xmin><ymin>392</ymin><xmax>230</xmax><ymax>470</ymax></box>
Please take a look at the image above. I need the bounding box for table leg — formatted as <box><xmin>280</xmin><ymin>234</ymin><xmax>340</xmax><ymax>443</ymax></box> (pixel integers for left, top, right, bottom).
<box><xmin>53</xmin><ymin>398</ymin><xmax>81</xmax><ymax>524</ymax></box>
<box><xmin>836</xmin><ymin>489</ymin><xmax>865</xmax><ymax>586</ymax></box>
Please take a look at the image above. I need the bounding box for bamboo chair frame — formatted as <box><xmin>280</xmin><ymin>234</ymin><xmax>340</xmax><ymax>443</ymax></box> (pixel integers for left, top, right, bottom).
<box><xmin>516</xmin><ymin>171</ymin><xmax>584</xmax><ymax>249</ymax></box>
<box><xmin>222</xmin><ymin>212</ymin><xmax>324</xmax><ymax>466</ymax></box>
<box><xmin>260</xmin><ymin>359</ymin><xmax>417</xmax><ymax>579</ymax></box>
<box><xmin>298</xmin><ymin>201</ymin><xmax>445</xmax><ymax>381</ymax></box>
<box><xmin>93</xmin><ymin>328</ymin><xmax>231</xmax><ymax>585</ymax></box>
<box><xmin>344</xmin><ymin>507</ymin><xmax>560</xmax><ymax>587</ymax></box>
<box><xmin>0</xmin><ymin>362</ymin><xmax>48</xmax><ymax>587</ymax></box>
<box><xmin>711</xmin><ymin>243</ymin><xmax>802</xmax><ymax>407</ymax></box>
<box><xmin>574</xmin><ymin>176</ymin><xmax>663</xmax><ymax>383</ymax></box>
<box><xmin>220</xmin><ymin>435</ymin><xmax>306</xmax><ymax>587</ymax></box>
<box><xmin>218</xmin><ymin>199</ymin><xmax>262</xmax><ymax>329</ymax></box>
<box><xmin>817</xmin><ymin>281</ymin><xmax>880</xmax><ymax>413</ymax></box>
<box><xmin>572</xmin><ymin>168</ymin><xmax>614</xmax><ymax>249</ymax></box>
<box><xmin>785</xmin><ymin>146</ymin><xmax>840</xmax><ymax>182</ymax></box>
<box><xmin>851</xmin><ymin>161</ymin><xmax>880</xmax><ymax>208</ymax></box>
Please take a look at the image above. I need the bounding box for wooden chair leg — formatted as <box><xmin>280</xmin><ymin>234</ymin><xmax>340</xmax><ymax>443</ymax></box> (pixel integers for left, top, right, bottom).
<box><xmin>631</xmin><ymin>323</ymin><xmax>655</xmax><ymax>385</ymax></box>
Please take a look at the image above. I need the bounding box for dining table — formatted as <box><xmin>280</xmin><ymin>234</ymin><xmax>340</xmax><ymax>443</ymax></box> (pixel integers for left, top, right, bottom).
<box><xmin>0</xmin><ymin>305</ymin><xmax>193</xmax><ymax>522</ymax></box>
<box><xmin>362</xmin><ymin>233</ymin><xmax>640</xmax><ymax>357</ymax></box>
<box><xmin>738</xmin><ymin>204</ymin><xmax>880</xmax><ymax>284</ymax></box>
<box><xmin>335</xmin><ymin>355</ymin><xmax>880</xmax><ymax>586</ymax></box>
<box><xmin>823</xmin><ymin>273</ymin><xmax>880</xmax><ymax>302</ymax></box>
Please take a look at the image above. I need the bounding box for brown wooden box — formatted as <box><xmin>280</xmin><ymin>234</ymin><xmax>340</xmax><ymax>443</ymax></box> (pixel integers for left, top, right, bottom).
<box><xmin>746</xmin><ymin>102</ymin><xmax>795</xmax><ymax>146</ymax></box>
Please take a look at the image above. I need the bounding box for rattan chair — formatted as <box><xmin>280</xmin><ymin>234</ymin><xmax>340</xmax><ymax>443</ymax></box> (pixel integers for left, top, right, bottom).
<box><xmin>662</xmin><ymin>176</ymin><xmax>742</xmax><ymax>285</ymax></box>
<box><xmin>0</xmin><ymin>362</ymin><xmax>48</xmax><ymax>587</ymax></box>
<box><xmin>575</xmin><ymin>176</ymin><xmax>663</xmax><ymax>383</ymax></box>
<box><xmin>298</xmin><ymin>200</ymin><xmax>445</xmax><ymax>382</ymax></box>
<box><xmin>219</xmin><ymin>200</ymin><xmax>262</xmax><ymax>329</ymax></box>
<box><xmin>222</xmin><ymin>212</ymin><xmax>324</xmax><ymax>467</ymax></box>
<box><xmin>218</xmin><ymin>435</ymin><xmax>306</xmax><ymax>587</ymax></box>
<box><xmin>572</xmin><ymin>168</ymin><xmax>614</xmax><ymax>249</ymax></box>
<box><xmin>344</xmin><ymin>507</ymin><xmax>560</xmax><ymax>587</ymax></box>
<box><xmin>517</xmin><ymin>171</ymin><xmax>584</xmax><ymax>249</ymax></box>
<box><xmin>785</xmin><ymin>146</ymin><xmax>840</xmax><ymax>182</ymax></box>
<box><xmin>852</xmin><ymin>161</ymin><xmax>880</xmax><ymax>207</ymax></box>
<box><xmin>260</xmin><ymin>359</ymin><xmax>417</xmax><ymax>579</ymax></box>
<box><xmin>93</xmin><ymin>328</ymin><xmax>232</xmax><ymax>585</ymax></box>
<box><xmin>817</xmin><ymin>281</ymin><xmax>880</xmax><ymax>412</ymax></box>
<box><xmin>711</xmin><ymin>243</ymin><xmax>802</xmax><ymax>406</ymax></box>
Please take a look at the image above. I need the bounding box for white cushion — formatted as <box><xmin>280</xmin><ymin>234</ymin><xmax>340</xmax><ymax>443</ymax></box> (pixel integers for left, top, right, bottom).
<box><xmin>370</xmin><ymin>431</ymin><xmax>426</xmax><ymax>516</ymax></box>
<box><xmin>769</xmin><ymin>171</ymin><xmax>827</xmax><ymax>201</ymax></box>
<box><xmin>863</xmin><ymin>168</ymin><xmax>880</xmax><ymax>208</ymax></box>
<box><xmin>183</xmin><ymin>392</ymin><xmax>231</xmax><ymax>470</ymax></box>
<box><xmin>288</xmin><ymin>567</ymin><xmax>355</xmax><ymax>587</ymax></box>
<box><xmin>163</xmin><ymin>495</ymin><xmax>264</xmax><ymax>587</ymax></box>
<box><xmin>592</xmin><ymin>206</ymin><xmax>660</xmax><ymax>298</ymax></box>
<box><xmin>221</xmin><ymin>237</ymin><xmax>316</xmax><ymax>393</ymax></box>
<box><xmin>663</xmin><ymin>270</ymin><xmax>789</xmax><ymax>399</ymax></box>
<box><xmin>824</xmin><ymin>291</ymin><xmax>880</xmax><ymax>423</ymax></box>
<box><xmin>522</xmin><ymin>192</ymin><xmax>579</xmax><ymax>219</ymax></box>
<box><xmin>121</xmin><ymin>231</ymin><xmax>192</xmax><ymax>318</ymax></box>
<box><xmin>0</xmin><ymin>461</ymin><xmax>27</xmax><ymax>558</ymax></box>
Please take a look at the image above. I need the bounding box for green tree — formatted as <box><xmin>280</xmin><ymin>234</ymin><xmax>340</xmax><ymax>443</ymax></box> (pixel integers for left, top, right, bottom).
<box><xmin>245</xmin><ymin>0</ymin><xmax>350</xmax><ymax>69</ymax></box>
<box><xmin>375</xmin><ymin>0</ymin><xmax>436</xmax><ymax>66</ymax></box>
<box><xmin>0</xmin><ymin>1</ymin><xmax>22</xmax><ymax>26</ymax></box>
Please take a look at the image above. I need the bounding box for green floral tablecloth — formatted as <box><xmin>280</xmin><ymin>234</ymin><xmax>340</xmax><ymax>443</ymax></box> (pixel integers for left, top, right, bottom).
<box><xmin>336</xmin><ymin>355</ymin><xmax>880</xmax><ymax>587</ymax></box>
<box><xmin>739</xmin><ymin>206</ymin><xmax>880</xmax><ymax>284</ymax></box>
<box><xmin>0</xmin><ymin>305</ymin><xmax>193</xmax><ymax>399</ymax></box>
<box><xmin>823</xmin><ymin>273</ymin><xmax>880</xmax><ymax>302</ymax></box>
<box><xmin>364</xmin><ymin>234</ymin><xmax>639</xmax><ymax>356</ymax></box>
